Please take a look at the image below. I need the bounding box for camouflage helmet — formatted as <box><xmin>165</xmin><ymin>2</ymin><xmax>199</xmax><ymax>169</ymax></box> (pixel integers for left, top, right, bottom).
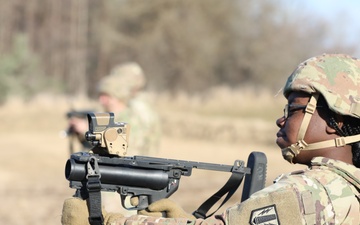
<box><xmin>281</xmin><ymin>54</ymin><xmax>360</xmax><ymax>163</ymax></box>
<box><xmin>97</xmin><ymin>62</ymin><xmax>146</xmax><ymax>101</ymax></box>
<box><xmin>283</xmin><ymin>53</ymin><xmax>360</xmax><ymax>118</ymax></box>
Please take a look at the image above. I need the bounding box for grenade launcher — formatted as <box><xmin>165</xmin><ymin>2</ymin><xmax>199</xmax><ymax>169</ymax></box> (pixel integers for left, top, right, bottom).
<box><xmin>65</xmin><ymin>112</ymin><xmax>267</xmax><ymax>223</ymax></box>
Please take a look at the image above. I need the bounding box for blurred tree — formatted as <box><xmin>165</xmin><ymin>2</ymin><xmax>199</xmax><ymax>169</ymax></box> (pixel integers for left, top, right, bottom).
<box><xmin>0</xmin><ymin>0</ymin><xmax>357</xmax><ymax>100</ymax></box>
<box><xmin>0</xmin><ymin>34</ymin><xmax>45</xmax><ymax>102</ymax></box>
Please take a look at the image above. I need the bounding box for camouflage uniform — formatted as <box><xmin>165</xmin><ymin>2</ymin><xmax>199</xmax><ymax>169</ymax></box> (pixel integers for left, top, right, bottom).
<box><xmin>111</xmin><ymin>95</ymin><xmax>161</xmax><ymax>156</ymax></box>
<box><xmin>225</xmin><ymin>157</ymin><xmax>360</xmax><ymax>225</ymax></box>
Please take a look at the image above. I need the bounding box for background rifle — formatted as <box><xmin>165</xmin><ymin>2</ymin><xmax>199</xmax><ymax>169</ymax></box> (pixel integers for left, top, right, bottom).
<box><xmin>65</xmin><ymin>110</ymin><xmax>95</xmax><ymax>154</ymax></box>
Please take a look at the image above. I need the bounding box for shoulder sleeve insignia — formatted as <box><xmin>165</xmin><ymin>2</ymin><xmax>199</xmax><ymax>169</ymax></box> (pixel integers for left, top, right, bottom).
<box><xmin>250</xmin><ymin>204</ymin><xmax>280</xmax><ymax>225</ymax></box>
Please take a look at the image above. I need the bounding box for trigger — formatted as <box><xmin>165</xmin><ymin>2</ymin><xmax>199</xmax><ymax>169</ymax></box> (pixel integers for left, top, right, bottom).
<box><xmin>130</xmin><ymin>196</ymin><xmax>139</xmax><ymax>206</ymax></box>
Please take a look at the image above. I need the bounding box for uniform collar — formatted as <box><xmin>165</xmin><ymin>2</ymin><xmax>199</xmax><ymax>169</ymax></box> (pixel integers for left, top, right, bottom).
<box><xmin>311</xmin><ymin>157</ymin><xmax>360</xmax><ymax>189</ymax></box>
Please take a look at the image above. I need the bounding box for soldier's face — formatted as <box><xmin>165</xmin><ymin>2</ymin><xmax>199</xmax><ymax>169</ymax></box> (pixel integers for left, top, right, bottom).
<box><xmin>276</xmin><ymin>92</ymin><xmax>309</xmax><ymax>149</ymax></box>
<box><xmin>99</xmin><ymin>93</ymin><xmax>127</xmax><ymax>112</ymax></box>
<box><xmin>275</xmin><ymin>92</ymin><xmax>334</xmax><ymax>164</ymax></box>
<box><xmin>98</xmin><ymin>93</ymin><xmax>114</xmax><ymax>112</ymax></box>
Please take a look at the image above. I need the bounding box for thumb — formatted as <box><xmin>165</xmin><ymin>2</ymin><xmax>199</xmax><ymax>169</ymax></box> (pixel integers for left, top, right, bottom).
<box><xmin>147</xmin><ymin>199</ymin><xmax>176</xmax><ymax>212</ymax></box>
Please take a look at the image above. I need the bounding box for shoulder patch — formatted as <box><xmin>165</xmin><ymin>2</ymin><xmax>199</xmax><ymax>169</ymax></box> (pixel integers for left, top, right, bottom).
<box><xmin>250</xmin><ymin>204</ymin><xmax>280</xmax><ymax>225</ymax></box>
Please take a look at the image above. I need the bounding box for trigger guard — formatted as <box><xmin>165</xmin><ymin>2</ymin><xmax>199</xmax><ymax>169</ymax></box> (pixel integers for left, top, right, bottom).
<box><xmin>120</xmin><ymin>194</ymin><xmax>149</xmax><ymax>211</ymax></box>
<box><xmin>135</xmin><ymin>195</ymin><xmax>149</xmax><ymax>210</ymax></box>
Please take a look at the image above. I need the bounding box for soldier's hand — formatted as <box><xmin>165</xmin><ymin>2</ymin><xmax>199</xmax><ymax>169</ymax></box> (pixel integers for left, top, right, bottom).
<box><xmin>138</xmin><ymin>199</ymin><xmax>195</xmax><ymax>220</ymax></box>
<box><xmin>61</xmin><ymin>198</ymin><xmax>89</xmax><ymax>225</ymax></box>
<box><xmin>61</xmin><ymin>197</ymin><xmax>124</xmax><ymax>225</ymax></box>
<box><xmin>68</xmin><ymin>117</ymin><xmax>88</xmax><ymax>135</ymax></box>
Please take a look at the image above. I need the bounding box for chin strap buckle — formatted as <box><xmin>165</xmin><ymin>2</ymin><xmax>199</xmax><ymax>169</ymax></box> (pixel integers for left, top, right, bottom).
<box><xmin>335</xmin><ymin>137</ymin><xmax>346</xmax><ymax>147</ymax></box>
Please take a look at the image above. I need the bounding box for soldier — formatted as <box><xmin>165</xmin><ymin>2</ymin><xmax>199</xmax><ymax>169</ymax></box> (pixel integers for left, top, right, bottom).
<box><xmin>62</xmin><ymin>54</ymin><xmax>360</xmax><ymax>224</ymax></box>
<box><xmin>68</xmin><ymin>62</ymin><xmax>161</xmax><ymax>156</ymax></box>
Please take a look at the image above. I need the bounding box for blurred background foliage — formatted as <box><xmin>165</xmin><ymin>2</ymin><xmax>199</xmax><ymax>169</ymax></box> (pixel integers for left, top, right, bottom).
<box><xmin>0</xmin><ymin>0</ymin><xmax>358</xmax><ymax>103</ymax></box>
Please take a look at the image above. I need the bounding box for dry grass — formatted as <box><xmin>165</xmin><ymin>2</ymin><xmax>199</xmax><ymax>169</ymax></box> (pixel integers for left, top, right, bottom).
<box><xmin>155</xmin><ymin>86</ymin><xmax>285</xmax><ymax>119</ymax></box>
<box><xmin>0</xmin><ymin>88</ymin><xmax>305</xmax><ymax>225</ymax></box>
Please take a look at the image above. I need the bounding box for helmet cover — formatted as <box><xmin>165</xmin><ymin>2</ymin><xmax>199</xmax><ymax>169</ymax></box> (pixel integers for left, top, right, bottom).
<box><xmin>283</xmin><ymin>53</ymin><xmax>360</xmax><ymax>118</ymax></box>
<box><xmin>97</xmin><ymin>62</ymin><xmax>146</xmax><ymax>101</ymax></box>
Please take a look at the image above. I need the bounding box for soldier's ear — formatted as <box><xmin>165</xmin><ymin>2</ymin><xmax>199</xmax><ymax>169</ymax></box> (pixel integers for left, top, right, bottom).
<box><xmin>326</xmin><ymin>115</ymin><xmax>343</xmax><ymax>134</ymax></box>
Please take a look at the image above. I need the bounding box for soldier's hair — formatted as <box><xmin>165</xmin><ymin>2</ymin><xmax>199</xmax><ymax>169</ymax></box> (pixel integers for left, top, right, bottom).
<box><xmin>329</xmin><ymin>116</ymin><xmax>360</xmax><ymax>167</ymax></box>
<box><xmin>317</xmin><ymin>96</ymin><xmax>360</xmax><ymax>167</ymax></box>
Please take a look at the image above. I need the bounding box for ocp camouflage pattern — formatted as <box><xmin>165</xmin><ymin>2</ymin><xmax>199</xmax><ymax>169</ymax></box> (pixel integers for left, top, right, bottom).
<box><xmin>283</xmin><ymin>53</ymin><xmax>360</xmax><ymax>118</ymax></box>
<box><xmin>114</xmin><ymin>95</ymin><xmax>161</xmax><ymax>156</ymax></box>
<box><xmin>97</xmin><ymin>62</ymin><xmax>146</xmax><ymax>101</ymax></box>
<box><xmin>272</xmin><ymin>157</ymin><xmax>360</xmax><ymax>224</ymax></box>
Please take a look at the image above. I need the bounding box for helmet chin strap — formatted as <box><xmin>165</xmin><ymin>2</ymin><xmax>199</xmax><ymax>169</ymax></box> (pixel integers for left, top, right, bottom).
<box><xmin>282</xmin><ymin>93</ymin><xmax>360</xmax><ymax>163</ymax></box>
<box><xmin>282</xmin><ymin>94</ymin><xmax>319</xmax><ymax>163</ymax></box>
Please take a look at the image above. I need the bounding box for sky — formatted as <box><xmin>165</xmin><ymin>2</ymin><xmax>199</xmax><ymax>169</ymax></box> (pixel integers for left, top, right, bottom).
<box><xmin>286</xmin><ymin>0</ymin><xmax>360</xmax><ymax>56</ymax></box>
<box><xmin>301</xmin><ymin>0</ymin><xmax>360</xmax><ymax>19</ymax></box>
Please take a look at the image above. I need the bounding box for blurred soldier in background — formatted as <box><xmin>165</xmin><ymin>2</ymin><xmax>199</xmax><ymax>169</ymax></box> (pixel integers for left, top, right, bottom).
<box><xmin>67</xmin><ymin>62</ymin><xmax>161</xmax><ymax>214</ymax></box>
<box><xmin>68</xmin><ymin>62</ymin><xmax>161</xmax><ymax>156</ymax></box>
<box><xmin>63</xmin><ymin>54</ymin><xmax>360</xmax><ymax>224</ymax></box>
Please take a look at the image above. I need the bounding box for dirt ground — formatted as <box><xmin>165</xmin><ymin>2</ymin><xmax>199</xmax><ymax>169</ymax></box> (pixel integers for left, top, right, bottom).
<box><xmin>0</xmin><ymin>97</ymin><xmax>306</xmax><ymax>225</ymax></box>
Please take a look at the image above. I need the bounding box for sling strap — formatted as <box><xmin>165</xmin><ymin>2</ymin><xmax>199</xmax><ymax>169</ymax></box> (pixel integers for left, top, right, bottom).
<box><xmin>193</xmin><ymin>152</ymin><xmax>267</xmax><ymax>219</ymax></box>
<box><xmin>86</xmin><ymin>156</ymin><xmax>104</xmax><ymax>225</ymax></box>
